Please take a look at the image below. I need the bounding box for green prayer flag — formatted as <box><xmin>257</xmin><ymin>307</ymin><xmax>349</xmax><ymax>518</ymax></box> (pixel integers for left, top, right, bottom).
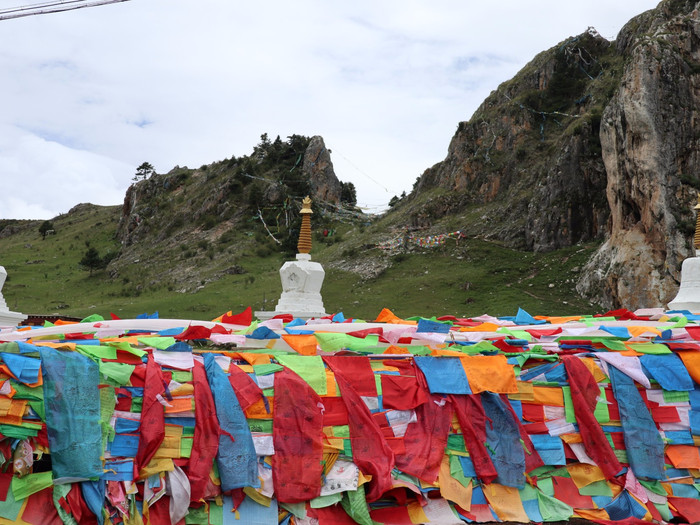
<box><xmin>314</xmin><ymin>332</ymin><xmax>351</xmax><ymax>353</ymax></box>
<box><xmin>407</xmin><ymin>345</ymin><xmax>431</xmax><ymax>355</ymax></box>
<box><xmin>467</xmin><ymin>340</ymin><xmax>500</xmax><ymax>353</ymax></box>
<box><xmin>11</xmin><ymin>382</ymin><xmax>43</xmax><ymax>401</ymax></box>
<box><xmin>0</xmin><ymin>479</ymin><xmax>24</xmax><ymax>520</ymax></box>
<box><xmin>662</xmin><ymin>390</ymin><xmax>690</xmax><ymax>403</ymax></box>
<box><xmin>562</xmin><ymin>386</ymin><xmax>609</xmax><ymax>423</ymax></box>
<box><xmin>580</xmin><ymin>480</ymin><xmax>613</xmax><ymax>496</ymax></box>
<box><xmin>671</xmin><ymin>315</ymin><xmax>688</xmax><ymax>328</ymax></box>
<box><xmin>185</xmin><ymin>505</ymin><xmax>210</xmax><ymax>524</ymax></box>
<box><xmin>80</xmin><ymin>314</ymin><xmax>104</xmax><ymax>323</ymax></box>
<box><xmin>601</xmin><ymin>340</ymin><xmax>629</xmax><ymax>351</ymax></box>
<box><xmin>106</xmin><ymin>341</ymin><xmax>147</xmax><ymax>358</ymax></box>
<box><xmin>341</xmin><ymin>485</ymin><xmax>373</xmax><ymax>525</ymax></box>
<box><xmin>537</xmin><ymin>476</ymin><xmax>555</xmax><ymax>497</ymax></box>
<box><xmin>76</xmin><ymin>344</ymin><xmax>117</xmax><ymax>361</ymax></box>
<box><xmin>11</xmin><ymin>470</ymin><xmax>53</xmax><ymax>500</ymax></box>
<box><xmin>253</xmin><ymin>364</ymin><xmax>283</xmax><ymax>376</ymax></box>
<box><xmin>248</xmin><ymin>419</ymin><xmax>273</xmax><ymax>433</ymax></box>
<box><xmin>0</xmin><ymin>424</ymin><xmax>38</xmax><ymax>439</ymax></box>
<box><xmin>275</xmin><ymin>355</ymin><xmax>327</xmax><ymax>395</ymax></box>
<box><xmin>449</xmin><ymin>455</ymin><xmax>471</xmax><ymax>488</ymax></box>
<box><xmin>627</xmin><ymin>343</ymin><xmax>672</xmax><ymax>355</ymax></box>
<box><xmin>53</xmin><ymin>484</ymin><xmax>78</xmax><ymax>525</ymax></box>
<box><xmin>171</xmin><ymin>371</ymin><xmax>193</xmax><ymax>382</ymax></box>
<box><xmin>207</xmin><ymin>501</ymin><xmax>223</xmax><ymax>525</ymax></box>
<box><xmin>137</xmin><ymin>336</ymin><xmax>175</xmax><ymax>350</ymax></box>
<box><xmin>536</xmin><ymin>489</ymin><xmax>574</xmax><ymax>520</ymax></box>
<box><xmin>99</xmin><ymin>361</ymin><xmax>135</xmax><ymax>385</ymax></box>
<box><xmin>310</xmin><ymin>493</ymin><xmax>343</xmax><ymax>508</ymax></box>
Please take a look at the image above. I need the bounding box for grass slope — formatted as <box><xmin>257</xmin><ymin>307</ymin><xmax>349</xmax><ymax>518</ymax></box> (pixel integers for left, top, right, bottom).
<box><xmin>0</xmin><ymin>204</ymin><xmax>600</xmax><ymax>321</ymax></box>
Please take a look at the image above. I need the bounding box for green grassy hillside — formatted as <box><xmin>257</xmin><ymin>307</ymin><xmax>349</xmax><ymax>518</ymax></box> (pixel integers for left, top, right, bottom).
<box><xmin>0</xmin><ymin>203</ymin><xmax>600</xmax><ymax>321</ymax></box>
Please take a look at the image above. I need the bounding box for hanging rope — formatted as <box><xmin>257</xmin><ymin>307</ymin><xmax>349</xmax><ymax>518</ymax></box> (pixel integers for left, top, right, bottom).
<box><xmin>256</xmin><ymin>209</ymin><xmax>281</xmax><ymax>245</ymax></box>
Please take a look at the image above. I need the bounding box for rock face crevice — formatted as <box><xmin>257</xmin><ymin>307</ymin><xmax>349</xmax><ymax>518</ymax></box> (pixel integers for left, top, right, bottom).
<box><xmin>577</xmin><ymin>0</ymin><xmax>700</xmax><ymax>308</ymax></box>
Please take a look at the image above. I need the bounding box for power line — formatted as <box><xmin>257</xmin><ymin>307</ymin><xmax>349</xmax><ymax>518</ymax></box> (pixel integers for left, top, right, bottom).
<box><xmin>0</xmin><ymin>0</ymin><xmax>130</xmax><ymax>21</ymax></box>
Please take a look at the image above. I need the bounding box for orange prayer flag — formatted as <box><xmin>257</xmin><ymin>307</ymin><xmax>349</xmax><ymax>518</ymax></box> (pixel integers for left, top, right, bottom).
<box><xmin>678</xmin><ymin>351</ymin><xmax>700</xmax><ymax>384</ymax></box>
<box><xmin>627</xmin><ymin>326</ymin><xmax>661</xmax><ymax>338</ymax></box>
<box><xmin>54</xmin><ymin>319</ymin><xmax>79</xmax><ymax>326</ymax></box>
<box><xmin>458</xmin><ymin>322</ymin><xmax>500</xmax><ymax>332</ymax></box>
<box><xmin>374</xmin><ymin>308</ymin><xmax>415</xmax><ymax>324</ymax></box>
<box><xmin>482</xmin><ymin>483</ymin><xmax>529</xmax><ymax>522</ymax></box>
<box><xmin>567</xmin><ymin>463</ymin><xmax>605</xmax><ymax>488</ymax></box>
<box><xmin>383</xmin><ymin>345</ymin><xmax>410</xmax><ymax>354</ymax></box>
<box><xmin>545</xmin><ymin>316</ymin><xmax>583</xmax><ymax>324</ymax></box>
<box><xmin>212</xmin><ymin>311</ymin><xmax>231</xmax><ymax>323</ymax></box>
<box><xmin>438</xmin><ymin>456</ymin><xmax>472</xmax><ymax>511</ymax></box>
<box><xmin>375</xmin><ymin>308</ymin><xmax>401</xmax><ymax>323</ymax></box>
<box><xmin>574</xmin><ymin>509</ymin><xmax>611</xmax><ymax>520</ymax></box>
<box><xmin>325</xmin><ymin>371</ymin><xmax>338</xmax><ymax>396</ymax></box>
<box><xmin>163</xmin><ymin>397</ymin><xmax>194</xmax><ymax>414</ymax></box>
<box><xmin>666</xmin><ymin>445</ymin><xmax>700</xmax><ymax>469</ymax></box>
<box><xmin>231</xmin><ymin>352</ymin><xmax>271</xmax><ymax>365</ymax></box>
<box><xmin>281</xmin><ymin>334</ymin><xmax>318</xmax><ymax>355</ymax></box>
<box><xmin>579</xmin><ymin>357</ymin><xmax>607</xmax><ymax>383</ymax></box>
<box><xmin>245</xmin><ymin>397</ymin><xmax>274</xmax><ymax>419</ymax></box>
<box><xmin>509</xmin><ymin>381</ymin><xmax>535</xmax><ymax>402</ymax></box>
<box><xmin>532</xmin><ymin>386</ymin><xmax>565</xmax><ymax>406</ymax></box>
<box><xmin>432</xmin><ymin>348</ymin><xmax>467</xmax><ymax>357</ymax></box>
<box><xmin>460</xmin><ymin>355</ymin><xmax>518</xmax><ymax>394</ymax></box>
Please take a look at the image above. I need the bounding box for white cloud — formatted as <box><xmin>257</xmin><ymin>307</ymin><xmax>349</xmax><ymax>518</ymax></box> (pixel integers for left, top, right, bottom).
<box><xmin>0</xmin><ymin>0</ymin><xmax>660</xmax><ymax>218</ymax></box>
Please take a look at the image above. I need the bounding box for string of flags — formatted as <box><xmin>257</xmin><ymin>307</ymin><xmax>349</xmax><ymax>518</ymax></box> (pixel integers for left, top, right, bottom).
<box><xmin>377</xmin><ymin>230</ymin><xmax>466</xmax><ymax>251</ymax></box>
<box><xmin>0</xmin><ymin>306</ymin><xmax>699</xmax><ymax>523</ymax></box>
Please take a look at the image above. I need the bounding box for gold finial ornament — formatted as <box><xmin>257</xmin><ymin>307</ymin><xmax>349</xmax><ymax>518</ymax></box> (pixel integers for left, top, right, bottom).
<box><xmin>694</xmin><ymin>195</ymin><xmax>700</xmax><ymax>251</ymax></box>
<box><xmin>297</xmin><ymin>196</ymin><xmax>313</xmax><ymax>254</ymax></box>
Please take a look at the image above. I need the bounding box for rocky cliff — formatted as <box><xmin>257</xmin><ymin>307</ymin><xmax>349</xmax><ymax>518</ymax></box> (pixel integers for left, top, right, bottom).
<box><xmin>117</xmin><ymin>134</ymin><xmax>344</xmax><ymax>248</ymax></box>
<box><xmin>410</xmin><ymin>0</ymin><xmax>700</xmax><ymax>309</ymax></box>
<box><xmin>577</xmin><ymin>0</ymin><xmax>700</xmax><ymax>308</ymax></box>
<box><xmin>413</xmin><ymin>28</ymin><xmax>614</xmax><ymax>252</ymax></box>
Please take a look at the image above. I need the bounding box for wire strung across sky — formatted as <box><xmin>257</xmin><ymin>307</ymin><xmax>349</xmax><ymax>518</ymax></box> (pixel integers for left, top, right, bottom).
<box><xmin>0</xmin><ymin>0</ymin><xmax>129</xmax><ymax>21</ymax></box>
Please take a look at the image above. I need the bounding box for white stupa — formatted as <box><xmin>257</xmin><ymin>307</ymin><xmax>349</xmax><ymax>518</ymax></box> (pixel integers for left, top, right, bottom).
<box><xmin>668</xmin><ymin>196</ymin><xmax>700</xmax><ymax>312</ymax></box>
<box><xmin>256</xmin><ymin>196</ymin><xmax>328</xmax><ymax>320</ymax></box>
<box><xmin>0</xmin><ymin>266</ymin><xmax>27</xmax><ymax>327</ymax></box>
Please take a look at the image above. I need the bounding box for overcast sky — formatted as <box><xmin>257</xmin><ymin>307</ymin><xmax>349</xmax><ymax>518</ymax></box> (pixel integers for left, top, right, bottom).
<box><xmin>0</xmin><ymin>0</ymin><xmax>660</xmax><ymax>220</ymax></box>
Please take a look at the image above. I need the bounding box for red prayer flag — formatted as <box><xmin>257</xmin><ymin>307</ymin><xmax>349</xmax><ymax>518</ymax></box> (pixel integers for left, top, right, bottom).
<box><xmin>380</xmin><ymin>373</ymin><xmax>428</xmax><ymax>410</ymax></box>
<box><xmin>222</xmin><ymin>307</ymin><xmax>252</xmax><ymax>326</ymax></box>
<box><xmin>332</xmin><ymin>367</ymin><xmax>395</xmax><ymax>502</ymax></box>
<box><xmin>562</xmin><ymin>356</ymin><xmax>623</xmax><ymax>480</ymax></box>
<box><xmin>394</xmin><ymin>394</ymin><xmax>452</xmax><ymax>483</ymax></box>
<box><xmin>174</xmin><ymin>325</ymin><xmax>212</xmax><ymax>341</ymax></box>
<box><xmin>133</xmin><ymin>355</ymin><xmax>165</xmax><ymax>480</ymax></box>
<box><xmin>272</xmin><ymin>368</ymin><xmax>325</xmax><ymax>503</ymax></box>
<box><xmin>324</xmin><ymin>356</ymin><xmax>377</xmax><ymax>397</ymax></box>
<box><xmin>22</xmin><ymin>488</ymin><xmax>65</xmax><ymax>525</ymax></box>
<box><xmin>451</xmin><ymin>394</ymin><xmax>498</xmax><ymax>484</ymax></box>
<box><xmin>189</xmin><ymin>361</ymin><xmax>220</xmax><ymax>503</ymax></box>
<box><xmin>228</xmin><ymin>364</ymin><xmax>265</xmax><ymax>411</ymax></box>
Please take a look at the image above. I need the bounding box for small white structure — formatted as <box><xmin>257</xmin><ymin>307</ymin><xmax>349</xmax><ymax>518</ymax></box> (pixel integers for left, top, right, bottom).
<box><xmin>668</xmin><ymin>257</ymin><xmax>700</xmax><ymax>312</ymax></box>
<box><xmin>0</xmin><ymin>266</ymin><xmax>27</xmax><ymax>327</ymax></box>
<box><xmin>257</xmin><ymin>253</ymin><xmax>327</xmax><ymax>320</ymax></box>
<box><xmin>669</xmin><ymin>197</ymin><xmax>700</xmax><ymax>312</ymax></box>
<box><xmin>256</xmin><ymin>197</ymin><xmax>328</xmax><ymax>320</ymax></box>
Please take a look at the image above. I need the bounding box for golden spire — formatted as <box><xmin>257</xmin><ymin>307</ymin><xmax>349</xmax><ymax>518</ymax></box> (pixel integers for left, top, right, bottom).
<box><xmin>297</xmin><ymin>196</ymin><xmax>313</xmax><ymax>254</ymax></box>
<box><xmin>694</xmin><ymin>195</ymin><xmax>700</xmax><ymax>251</ymax></box>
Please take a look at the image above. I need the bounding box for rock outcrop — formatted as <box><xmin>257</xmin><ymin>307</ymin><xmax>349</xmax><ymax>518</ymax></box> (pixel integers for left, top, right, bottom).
<box><xmin>302</xmin><ymin>136</ymin><xmax>343</xmax><ymax>204</ymax></box>
<box><xmin>409</xmin><ymin>0</ymin><xmax>700</xmax><ymax>308</ymax></box>
<box><xmin>577</xmin><ymin>0</ymin><xmax>700</xmax><ymax>309</ymax></box>
<box><xmin>413</xmin><ymin>29</ymin><xmax>613</xmax><ymax>251</ymax></box>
